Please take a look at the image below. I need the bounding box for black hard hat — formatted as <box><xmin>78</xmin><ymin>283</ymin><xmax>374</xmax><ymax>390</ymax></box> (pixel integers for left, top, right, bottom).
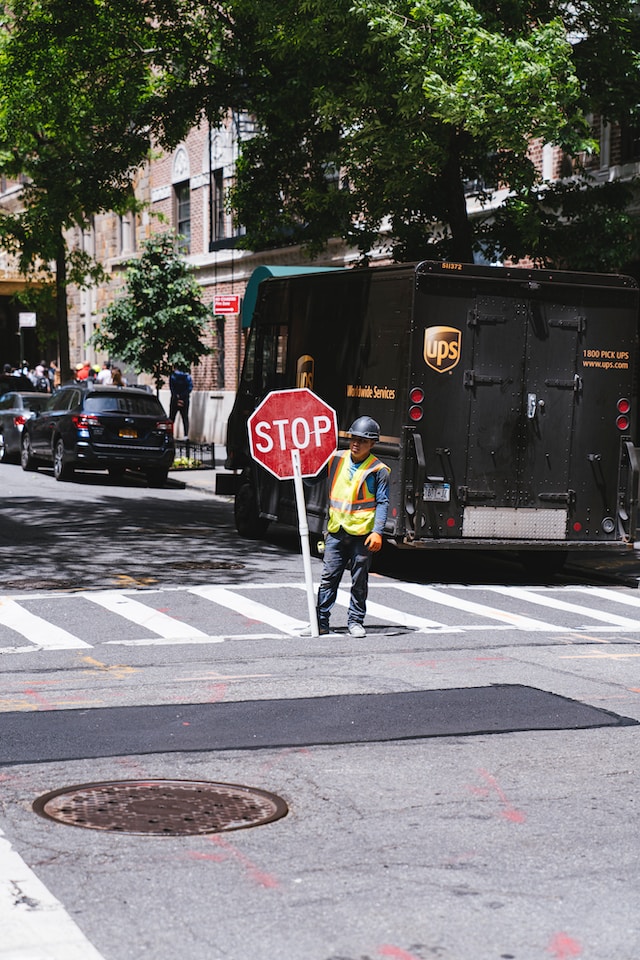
<box><xmin>349</xmin><ymin>416</ymin><xmax>380</xmax><ymax>441</ymax></box>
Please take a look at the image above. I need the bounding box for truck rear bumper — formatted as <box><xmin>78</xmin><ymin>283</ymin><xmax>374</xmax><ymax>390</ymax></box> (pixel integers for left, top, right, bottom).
<box><xmin>392</xmin><ymin>538</ymin><xmax>635</xmax><ymax>552</ymax></box>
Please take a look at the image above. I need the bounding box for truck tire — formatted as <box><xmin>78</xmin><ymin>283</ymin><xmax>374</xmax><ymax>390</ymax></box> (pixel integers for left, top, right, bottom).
<box><xmin>235</xmin><ymin>482</ymin><xmax>269</xmax><ymax>538</ymax></box>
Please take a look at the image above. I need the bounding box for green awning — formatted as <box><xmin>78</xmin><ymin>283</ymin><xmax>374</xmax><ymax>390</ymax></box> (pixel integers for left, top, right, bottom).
<box><xmin>241</xmin><ymin>265</ymin><xmax>339</xmax><ymax>328</ymax></box>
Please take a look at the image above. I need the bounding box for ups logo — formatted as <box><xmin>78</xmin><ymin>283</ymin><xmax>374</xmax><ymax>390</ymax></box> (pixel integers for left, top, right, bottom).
<box><xmin>296</xmin><ymin>354</ymin><xmax>314</xmax><ymax>388</ymax></box>
<box><xmin>423</xmin><ymin>326</ymin><xmax>462</xmax><ymax>374</ymax></box>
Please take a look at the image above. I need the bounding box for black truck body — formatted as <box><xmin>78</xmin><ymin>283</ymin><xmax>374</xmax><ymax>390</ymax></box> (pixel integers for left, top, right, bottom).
<box><xmin>226</xmin><ymin>260</ymin><xmax>640</xmax><ymax>558</ymax></box>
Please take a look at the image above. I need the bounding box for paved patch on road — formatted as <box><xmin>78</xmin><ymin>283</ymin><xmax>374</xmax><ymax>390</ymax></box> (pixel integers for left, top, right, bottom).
<box><xmin>1</xmin><ymin>685</ymin><xmax>636</xmax><ymax>765</ymax></box>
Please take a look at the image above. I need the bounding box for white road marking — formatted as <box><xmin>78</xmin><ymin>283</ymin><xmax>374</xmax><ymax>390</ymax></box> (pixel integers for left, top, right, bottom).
<box><xmin>0</xmin><ymin>599</ymin><xmax>91</xmax><ymax>650</ymax></box>
<box><xmin>104</xmin><ymin>632</ymin><xmax>281</xmax><ymax>646</ymax></box>
<box><xmin>2</xmin><ymin>582</ymin><xmax>640</xmax><ymax>654</ymax></box>
<box><xmin>393</xmin><ymin>583</ymin><xmax>566</xmax><ymax>631</ymax></box>
<box><xmin>570</xmin><ymin>586</ymin><xmax>640</xmax><ymax>609</ymax></box>
<box><xmin>82</xmin><ymin>591</ymin><xmax>210</xmax><ymax>640</ymax></box>
<box><xmin>330</xmin><ymin>587</ymin><xmax>460</xmax><ymax>633</ymax></box>
<box><xmin>0</xmin><ymin>828</ymin><xmax>106</xmax><ymax>960</ymax></box>
<box><xmin>485</xmin><ymin>586</ymin><xmax>640</xmax><ymax>628</ymax></box>
<box><xmin>189</xmin><ymin>584</ymin><xmax>308</xmax><ymax>634</ymax></box>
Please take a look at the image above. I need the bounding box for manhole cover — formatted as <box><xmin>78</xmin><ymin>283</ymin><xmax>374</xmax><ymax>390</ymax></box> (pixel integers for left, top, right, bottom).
<box><xmin>33</xmin><ymin>779</ymin><xmax>288</xmax><ymax>836</ymax></box>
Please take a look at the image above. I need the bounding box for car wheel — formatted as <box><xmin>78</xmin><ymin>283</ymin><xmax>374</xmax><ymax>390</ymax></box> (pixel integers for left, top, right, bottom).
<box><xmin>146</xmin><ymin>468</ymin><xmax>169</xmax><ymax>488</ymax></box>
<box><xmin>21</xmin><ymin>434</ymin><xmax>38</xmax><ymax>471</ymax></box>
<box><xmin>235</xmin><ymin>482</ymin><xmax>270</xmax><ymax>538</ymax></box>
<box><xmin>53</xmin><ymin>438</ymin><xmax>74</xmax><ymax>481</ymax></box>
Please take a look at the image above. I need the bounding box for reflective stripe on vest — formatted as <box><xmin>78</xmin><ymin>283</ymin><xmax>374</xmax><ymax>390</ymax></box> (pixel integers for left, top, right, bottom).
<box><xmin>327</xmin><ymin>452</ymin><xmax>387</xmax><ymax>536</ymax></box>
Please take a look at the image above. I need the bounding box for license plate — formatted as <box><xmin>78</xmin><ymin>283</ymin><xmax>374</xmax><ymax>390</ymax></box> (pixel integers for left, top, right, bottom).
<box><xmin>423</xmin><ymin>482</ymin><xmax>450</xmax><ymax>502</ymax></box>
<box><xmin>118</xmin><ymin>429</ymin><xmax>138</xmax><ymax>438</ymax></box>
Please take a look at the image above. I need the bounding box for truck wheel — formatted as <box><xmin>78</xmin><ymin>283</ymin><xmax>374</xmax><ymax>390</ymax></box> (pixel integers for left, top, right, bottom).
<box><xmin>53</xmin><ymin>438</ymin><xmax>74</xmax><ymax>481</ymax></box>
<box><xmin>21</xmin><ymin>434</ymin><xmax>38</xmax><ymax>472</ymax></box>
<box><xmin>235</xmin><ymin>483</ymin><xmax>269</xmax><ymax>538</ymax></box>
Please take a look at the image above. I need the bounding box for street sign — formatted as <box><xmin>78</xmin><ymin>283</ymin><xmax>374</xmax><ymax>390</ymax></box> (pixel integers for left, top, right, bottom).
<box><xmin>247</xmin><ymin>388</ymin><xmax>338</xmax><ymax>637</ymax></box>
<box><xmin>214</xmin><ymin>295</ymin><xmax>241</xmax><ymax>315</ymax></box>
<box><xmin>248</xmin><ymin>388</ymin><xmax>337</xmax><ymax>480</ymax></box>
<box><xmin>18</xmin><ymin>312</ymin><xmax>36</xmax><ymax>328</ymax></box>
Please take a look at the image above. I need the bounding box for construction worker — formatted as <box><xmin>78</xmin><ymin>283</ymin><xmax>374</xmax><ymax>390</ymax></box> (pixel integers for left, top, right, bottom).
<box><xmin>302</xmin><ymin>416</ymin><xmax>390</xmax><ymax>638</ymax></box>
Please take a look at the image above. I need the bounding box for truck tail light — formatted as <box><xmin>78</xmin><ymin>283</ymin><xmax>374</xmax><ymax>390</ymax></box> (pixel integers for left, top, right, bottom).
<box><xmin>13</xmin><ymin>415</ymin><xmax>27</xmax><ymax>427</ymax></box>
<box><xmin>616</xmin><ymin>397</ymin><xmax>631</xmax><ymax>431</ymax></box>
<box><xmin>409</xmin><ymin>386</ymin><xmax>424</xmax><ymax>422</ymax></box>
<box><xmin>156</xmin><ymin>419</ymin><xmax>174</xmax><ymax>434</ymax></box>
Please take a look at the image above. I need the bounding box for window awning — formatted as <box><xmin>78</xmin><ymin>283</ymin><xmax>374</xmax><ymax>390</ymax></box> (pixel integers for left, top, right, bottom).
<box><xmin>241</xmin><ymin>265</ymin><xmax>339</xmax><ymax>329</ymax></box>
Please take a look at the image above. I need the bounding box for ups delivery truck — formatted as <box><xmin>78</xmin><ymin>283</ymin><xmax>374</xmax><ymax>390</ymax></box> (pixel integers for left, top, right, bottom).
<box><xmin>225</xmin><ymin>260</ymin><xmax>640</xmax><ymax>567</ymax></box>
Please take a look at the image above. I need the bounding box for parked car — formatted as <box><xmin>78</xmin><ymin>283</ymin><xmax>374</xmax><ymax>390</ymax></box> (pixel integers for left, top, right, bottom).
<box><xmin>20</xmin><ymin>383</ymin><xmax>175</xmax><ymax>485</ymax></box>
<box><xmin>0</xmin><ymin>391</ymin><xmax>51</xmax><ymax>462</ymax></box>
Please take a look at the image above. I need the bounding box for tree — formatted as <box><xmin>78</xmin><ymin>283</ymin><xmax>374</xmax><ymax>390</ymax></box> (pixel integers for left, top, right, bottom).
<box><xmin>90</xmin><ymin>232</ymin><xmax>212</xmax><ymax>394</ymax></box>
<box><xmin>0</xmin><ymin>0</ymin><xmax>221</xmax><ymax>381</ymax></box>
<box><xmin>221</xmin><ymin>0</ymin><xmax>640</xmax><ymax>270</ymax></box>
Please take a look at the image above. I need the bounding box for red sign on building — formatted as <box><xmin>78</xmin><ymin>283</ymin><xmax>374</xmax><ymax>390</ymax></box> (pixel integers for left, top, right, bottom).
<box><xmin>214</xmin><ymin>295</ymin><xmax>241</xmax><ymax>315</ymax></box>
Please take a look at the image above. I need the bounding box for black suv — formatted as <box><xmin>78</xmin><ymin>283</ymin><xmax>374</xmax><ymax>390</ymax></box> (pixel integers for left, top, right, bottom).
<box><xmin>20</xmin><ymin>383</ymin><xmax>175</xmax><ymax>485</ymax></box>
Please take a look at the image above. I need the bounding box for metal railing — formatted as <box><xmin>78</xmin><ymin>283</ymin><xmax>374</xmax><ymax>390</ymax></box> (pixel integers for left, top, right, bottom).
<box><xmin>172</xmin><ymin>441</ymin><xmax>216</xmax><ymax>469</ymax></box>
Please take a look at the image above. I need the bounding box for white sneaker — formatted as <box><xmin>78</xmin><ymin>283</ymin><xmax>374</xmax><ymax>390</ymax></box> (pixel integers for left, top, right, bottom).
<box><xmin>300</xmin><ymin>625</ymin><xmax>330</xmax><ymax>637</ymax></box>
<box><xmin>348</xmin><ymin>623</ymin><xmax>366</xmax><ymax>638</ymax></box>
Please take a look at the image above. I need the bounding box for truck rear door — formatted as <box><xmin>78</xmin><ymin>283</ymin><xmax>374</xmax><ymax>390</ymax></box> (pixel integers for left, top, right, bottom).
<box><xmin>407</xmin><ymin>263</ymin><xmax>638</xmax><ymax>547</ymax></box>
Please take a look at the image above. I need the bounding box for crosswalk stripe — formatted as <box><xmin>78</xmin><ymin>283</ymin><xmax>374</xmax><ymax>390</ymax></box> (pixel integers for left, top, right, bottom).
<box><xmin>189</xmin><ymin>585</ymin><xmax>307</xmax><ymax>634</ymax></box>
<box><xmin>0</xmin><ymin>599</ymin><xmax>91</xmax><ymax>649</ymax></box>
<box><xmin>393</xmin><ymin>583</ymin><xmax>565</xmax><ymax>631</ymax></box>
<box><xmin>82</xmin><ymin>591</ymin><xmax>210</xmax><ymax>640</ymax></box>
<box><xmin>0</xmin><ymin>829</ymin><xmax>106</xmax><ymax>959</ymax></box>
<box><xmin>570</xmin><ymin>586</ymin><xmax>640</xmax><ymax>609</ymax></box>
<box><xmin>332</xmin><ymin>588</ymin><xmax>459</xmax><ymax>632</ymax></box>
<box><xmin>486</xmin><ymin>586</ymin><xmax>640</xmax><ymax>628</ymax></box>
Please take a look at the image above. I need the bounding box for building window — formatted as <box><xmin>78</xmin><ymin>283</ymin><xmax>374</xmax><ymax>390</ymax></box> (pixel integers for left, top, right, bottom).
<box><xmin>213</xmin><ymin>168</ymin><xmax>225</xmax><ymax>242</ymax></box>
<box><xmin>175</xmin><ymin>181</ymin><xmax>191</xmax><ymax>253</ymax></box>
<box><xmin>620</xmin><ymin>122</ymin><xmax>640</xmax><ymax>164</ymax></box>
<box><xmin>120</xmin><ymin>213</ymin><xmax>136</xmax><ymax>255</ymax></box>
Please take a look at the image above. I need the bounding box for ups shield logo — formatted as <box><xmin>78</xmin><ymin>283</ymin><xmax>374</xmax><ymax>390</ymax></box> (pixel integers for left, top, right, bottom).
<box><xmin>296</xmin><ymin>354</ymin><xmax>314</xmax><ymax>389</ymax></box>
<box><xmin>423</xmin><ymin>326</ymin><xmax>462</xmax><ymax>374</ymax></box>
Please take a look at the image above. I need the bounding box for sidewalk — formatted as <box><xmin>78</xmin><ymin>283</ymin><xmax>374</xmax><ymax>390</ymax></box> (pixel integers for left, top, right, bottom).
<box><xmin>168</xmin><ymin>447</ymin><xmax>238</xmax><ymax>498</ymax></box>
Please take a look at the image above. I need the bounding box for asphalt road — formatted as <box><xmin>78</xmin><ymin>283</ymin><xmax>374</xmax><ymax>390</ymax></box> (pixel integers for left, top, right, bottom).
<box><xmin>1</xmin><ymin>462</ymin><xmax>640</xmax><ymax>960</ymax></box>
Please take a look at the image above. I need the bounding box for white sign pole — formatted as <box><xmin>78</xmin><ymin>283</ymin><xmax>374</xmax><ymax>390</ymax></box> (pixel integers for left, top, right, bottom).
<box><xmin>291</xmin><ymin>448</ymin><xmax>319</xmax><ymax>637</ymax></box>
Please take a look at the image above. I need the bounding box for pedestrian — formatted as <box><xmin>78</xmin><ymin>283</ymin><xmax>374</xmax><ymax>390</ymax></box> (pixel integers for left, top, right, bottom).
<box><xmin>302</xmin><ymin>416</ymin><xmax>390</xmax><ymax>638</ymax></box>
<box><xmin>96</xmin><ymin>361</ymin><xmax>112</xmax><ymax>384</ymax></box>
<box><xmin>111</xmin><ymin>367</ymin><xmax>126</xmax><ymax>386</ymax></box>
<box><xmin>169</xmin><ymin>363</ymin><xmax>193</xmax><ymax>438</ymax></box>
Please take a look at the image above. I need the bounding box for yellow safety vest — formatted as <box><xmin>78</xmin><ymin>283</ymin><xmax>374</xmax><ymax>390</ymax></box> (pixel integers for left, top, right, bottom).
<box><xmin>327</xmin><ymin>452</ymin><xmax>389</xmax><ymax>536</ymax></box>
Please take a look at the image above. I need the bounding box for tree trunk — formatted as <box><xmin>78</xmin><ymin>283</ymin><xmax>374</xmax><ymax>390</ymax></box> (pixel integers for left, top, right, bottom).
<box><xmin>55</xmin><ymin>232</ymin><xmax>71</xmax><ymax>383</ymax></box>
<box><xmin>441</xmin><ymin>129</ymin><xmax>474</xmax><ymax>264</ymax></box>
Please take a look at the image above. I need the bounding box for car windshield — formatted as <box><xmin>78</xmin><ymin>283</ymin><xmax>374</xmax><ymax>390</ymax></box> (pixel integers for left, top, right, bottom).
<box><xmin>84</xmin><ymin>394</ymin><xmax>165</xmax><ymax>416</ymax></box>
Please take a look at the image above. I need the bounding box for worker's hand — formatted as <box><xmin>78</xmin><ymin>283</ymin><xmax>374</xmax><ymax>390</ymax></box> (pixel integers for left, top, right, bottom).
<box><xmin>365</xmin><ymin>532</ymin><xmax>383</xmax><ymax>553</ymax></box>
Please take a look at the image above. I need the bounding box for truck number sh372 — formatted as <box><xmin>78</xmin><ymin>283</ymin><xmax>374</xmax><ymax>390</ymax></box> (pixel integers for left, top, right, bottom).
<box><xmin>225</xmin><ymin>260</ymin><xmax>640</xmax><ymax>569</ymax></box>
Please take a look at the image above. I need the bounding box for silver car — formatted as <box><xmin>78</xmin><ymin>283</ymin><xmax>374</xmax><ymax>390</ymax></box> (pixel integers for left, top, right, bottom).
<box><xmin>0</xmin><ymin>391</ymin><xmax>51</xmax><ymax>462</ymax></box>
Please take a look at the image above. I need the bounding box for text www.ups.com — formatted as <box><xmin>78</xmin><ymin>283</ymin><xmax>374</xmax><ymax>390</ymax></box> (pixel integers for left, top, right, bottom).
<box><xmin>582</xmin><ymin>359</ymin><xmax>630</xmax><ymax>370</ymax></box>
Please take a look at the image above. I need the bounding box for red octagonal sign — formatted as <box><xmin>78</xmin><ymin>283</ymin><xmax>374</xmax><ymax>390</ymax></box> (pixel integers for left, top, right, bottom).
<box><xmin>248</xmin><ymin>388</ymin><xmax>338</xmax><ymax>480</ymax></box>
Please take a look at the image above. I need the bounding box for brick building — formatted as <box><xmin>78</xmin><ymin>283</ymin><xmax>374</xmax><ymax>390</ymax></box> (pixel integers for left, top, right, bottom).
<box><xmin>3</xmin><ymin>113</ymin><xmax>640</xmax><ymax>443</ymax></box>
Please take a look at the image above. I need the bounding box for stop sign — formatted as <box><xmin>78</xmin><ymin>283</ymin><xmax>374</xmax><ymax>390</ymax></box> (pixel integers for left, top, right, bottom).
<box><xmin>248</xmin><ymin>388</ymin><xmax>338</xmax><ymax>480</ymax></box>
